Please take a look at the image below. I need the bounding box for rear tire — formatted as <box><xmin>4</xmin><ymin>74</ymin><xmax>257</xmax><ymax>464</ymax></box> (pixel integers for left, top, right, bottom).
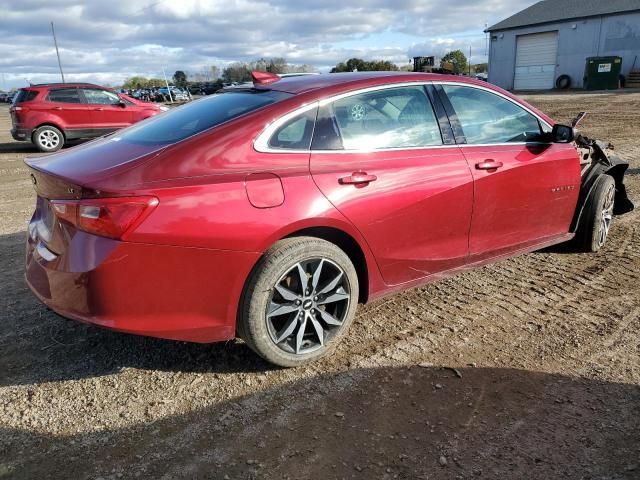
<box><xmin>33</xmin><ymin>125</ymin><xmax>64</xmax><ymax>152</ymax></box>
<box><xmin>238</xmin><ymin>237</ymin><xmax>359</xmax><ymax>367</ymax></box>
<box><xmin>575</xmin><ymin>174</ymin><xmax>616</xmax><ymax>252</ymax></box>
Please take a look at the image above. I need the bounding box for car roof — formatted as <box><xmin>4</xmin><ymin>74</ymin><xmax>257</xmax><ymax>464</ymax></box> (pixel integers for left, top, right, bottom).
<box><xmin>266</xmin><ymin>71</ymin><xmax>485</xmax><ymax>94</ymax></box>
<box><xmin>26</xmin><ymin>82</ymin><xmax>104</xmax><ymax>90</ymax></box>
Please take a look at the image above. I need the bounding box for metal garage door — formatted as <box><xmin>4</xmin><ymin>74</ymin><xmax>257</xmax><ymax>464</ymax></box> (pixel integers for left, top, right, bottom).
<box><xmin>514</xmin><ymin>31</ymin><xmax>558</xmax><ymax>90</ymax></box>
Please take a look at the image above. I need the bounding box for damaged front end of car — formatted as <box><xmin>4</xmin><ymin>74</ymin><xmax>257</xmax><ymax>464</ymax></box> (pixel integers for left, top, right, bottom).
<box><xmin>569</xmin><ymin>113</ymin><xmax>634</xmax><ymax>231</ymax></box>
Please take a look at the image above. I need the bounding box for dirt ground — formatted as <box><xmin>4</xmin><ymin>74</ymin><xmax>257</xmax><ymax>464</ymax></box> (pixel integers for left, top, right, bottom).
<box><xmin>0</xmin><ymin>91</ymin><xmax>639</xmax><ymax>480</ymax></box>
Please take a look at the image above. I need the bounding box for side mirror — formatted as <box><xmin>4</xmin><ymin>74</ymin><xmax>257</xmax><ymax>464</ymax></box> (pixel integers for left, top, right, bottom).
<box><xmin>118</xmin><ymin>100</ymin><xmax>127</xmax><ymax>108</ymax></box>
<box><xmin>552</xmin><ymin>123</ymin><xmax>575</xmax><ymax>143</ymax></box>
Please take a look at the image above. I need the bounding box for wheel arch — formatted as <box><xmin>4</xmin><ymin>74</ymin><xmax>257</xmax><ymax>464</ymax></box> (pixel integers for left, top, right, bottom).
<box><xmin>571</xmin><ymin>161</ymin><xmax>633</xmax><ymax>232</ymax></box>
<box><xmin>234</xmin><ymin>223</ymin><xmax>374</xmax><ymax>342</ymax></box>
<box><xmin>283</xmin><ymin>226</ymin><xmax>370</xmax><ymax>304</ymax></box>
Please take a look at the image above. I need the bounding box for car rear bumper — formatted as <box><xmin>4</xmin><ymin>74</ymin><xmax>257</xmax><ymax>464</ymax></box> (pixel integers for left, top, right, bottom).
<box><xmin>11</xmin><ymin>126</ymin><xmax>32</xmax><ymax>142</ymax></box>
<box><xmin>24</xmin><ymin>225</ymin><xmax>260</xmax><ymax>343</ymax></box>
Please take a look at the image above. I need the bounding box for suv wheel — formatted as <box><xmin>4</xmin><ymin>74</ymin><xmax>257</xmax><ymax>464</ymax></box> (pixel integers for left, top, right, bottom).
<box><xmin>33</xmin><ymin>125</ymin><xmax>64</xmax><ymax>152</ymax></box>
<box><xmin>239</xmin><ymin>237</ymin><xmax>359</xmax><ymax>367</ymax></box>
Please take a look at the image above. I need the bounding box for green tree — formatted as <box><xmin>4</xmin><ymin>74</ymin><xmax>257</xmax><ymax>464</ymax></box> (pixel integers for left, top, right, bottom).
<box><xmin>147</xmin><ymin>78</ymin><xmax>165</xmax><ymax>87</ymax></box>
<box><xmin>122</xmin><ymin>76</ymin><xmax>149</xmax><ymax>89</ymax></box>
<box><xmin>222</xmin><ymin>62</ymin><xmax>252</xmax><ymax>83</ymax></box>
<box><xmin>173</xmin><ymin>70</ymin><xmax>187</xmax><ymax>87</ymax></box>
<box><xmin>471</xmin><ymin>63</ymin><xmax>488</xmax><ymax>74</ymax></box>
<box><xmin>368</xmin><ymin>60</ymin><xmax>399</xmax><ymax>71</ymax></box>
<box><xmin>331</xmin><ymin>58</ymin><xmax>399</xmax><ymax>73</ymax></box>
<box><xmin>440</xmin><ymin>50</ymin><xmax>468</xmax><ymax>74</ymax></box>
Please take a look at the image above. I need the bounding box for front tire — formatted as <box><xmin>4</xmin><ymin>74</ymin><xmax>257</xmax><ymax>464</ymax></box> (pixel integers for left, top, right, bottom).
<box><xmin>33</xmin><ymin>125</ymin><xmax>64</xmax><ymax>152</ymax></box>
<box><xmin>239</xmin><ymin>237</ymin><xmax>359</xmax><ymax>367</ymax></box>
<box><xmin>575</xmin><ymin>174</ymin><xmax>616</xmax><ymax>252</ymax></box>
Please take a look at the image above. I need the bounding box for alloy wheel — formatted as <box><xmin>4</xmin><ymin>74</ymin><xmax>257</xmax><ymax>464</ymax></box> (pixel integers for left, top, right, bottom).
<box><xmin>598</xmin><ymin>183</ymin><xmax>615</xmax><ymax>247</ymax></box>
<box><xmin>38</xmin><ymin>130</ymin><xmax>60</xmax><ymax>150</ymax></box>
<box><xmin>266</xmin><ymin>258</ymin><xmax>351</xmax><ymax>355</ymax></box>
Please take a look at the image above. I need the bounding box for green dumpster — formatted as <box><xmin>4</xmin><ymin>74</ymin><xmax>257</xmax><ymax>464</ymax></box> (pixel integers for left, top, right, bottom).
<box><xmin>583</xmin><ymin>56</ymin><xmax>622</xmax><ymax>90</ymax></box>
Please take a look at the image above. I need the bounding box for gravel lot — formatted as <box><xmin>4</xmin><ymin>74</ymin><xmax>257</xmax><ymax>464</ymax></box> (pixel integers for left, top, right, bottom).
<box><xmin>1</xmin><ymin>91</ymin><xmax>639</xmax><ymax>479</ymax></box>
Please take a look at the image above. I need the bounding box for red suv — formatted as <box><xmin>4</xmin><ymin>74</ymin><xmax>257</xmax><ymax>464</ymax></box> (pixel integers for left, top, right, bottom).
<box><xmin>10</xmin><ymin>83</ymin><xmax>167</xmax><ymax>152</ymax></box>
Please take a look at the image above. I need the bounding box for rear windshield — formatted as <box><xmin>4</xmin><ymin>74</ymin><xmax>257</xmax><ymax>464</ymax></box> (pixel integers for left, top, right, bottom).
<box><xmin>114</xmin><ymin>90</ymin><xmax>291</xmax><ymax>145</ymax></box>
<box><xmin>13</xmin><ymin>89</ymin><xmax>38</xmax><ymax>104</ymax></box>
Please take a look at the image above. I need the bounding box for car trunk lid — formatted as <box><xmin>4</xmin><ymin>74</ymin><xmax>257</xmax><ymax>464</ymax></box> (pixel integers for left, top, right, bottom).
<box><xmin>25</xmin><ymin>135</ymin><xmax>168</xmax><ymax>185</ymax></box>
<box><xmin>25</xmin><ymin>137</ymin><xmax>164</xmax><ymax>256</ymax></box>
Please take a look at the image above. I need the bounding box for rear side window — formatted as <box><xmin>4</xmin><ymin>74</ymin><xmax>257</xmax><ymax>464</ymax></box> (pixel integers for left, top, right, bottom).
<box><xmin>47</xmin><ymin>88</ymin><xmax>82</xmax><ymax>104</ymax></box>
<box><xmin>312</xmin><ymin>86</ymin><xmax>442</xmax><ymax>150</ymax></box>
<box><xmin>13</xmin><ymin>89</ymin><xmax>38</xmax><ymax>103</ymax></box>
<box><xmin>116</xmin><ymin>90</ymin><xmax>291</xmax><ymax>145</ymax></box>
<box><xmin>268</xmin><ymin>109</ymin><xmax>317</xmax><ymax>150</ymax></box>
<box><xmin>441</xmin><ymin>85</ymin><xmax>542</xmax><ymax>144</ymax></box>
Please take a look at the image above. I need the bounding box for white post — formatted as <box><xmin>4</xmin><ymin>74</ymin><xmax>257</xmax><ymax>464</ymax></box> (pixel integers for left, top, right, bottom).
<box><xmin>162</xmin><ymin>67</ymin><xmax>174</xmax><ymax>103</ymax></box>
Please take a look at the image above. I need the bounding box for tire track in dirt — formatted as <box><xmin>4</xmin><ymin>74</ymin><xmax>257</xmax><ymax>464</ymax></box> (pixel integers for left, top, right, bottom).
<box><xmin>336</xmin><ymin>213</ymin><xmax>639</xmax><ymax>377</ymax></box>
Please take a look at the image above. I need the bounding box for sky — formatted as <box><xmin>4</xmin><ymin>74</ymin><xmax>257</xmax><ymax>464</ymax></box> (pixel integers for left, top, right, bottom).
<box><xmin>0</xmin><ymin>0</ymin><xmax>535</xmax><ymax>89</ymax></box>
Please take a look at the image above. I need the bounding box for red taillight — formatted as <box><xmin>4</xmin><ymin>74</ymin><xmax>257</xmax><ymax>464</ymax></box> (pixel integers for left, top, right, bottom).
<box><xmin>50</xmin><ymin>196</ymin><xmax>158</xmax><ymax>240</ymax></box>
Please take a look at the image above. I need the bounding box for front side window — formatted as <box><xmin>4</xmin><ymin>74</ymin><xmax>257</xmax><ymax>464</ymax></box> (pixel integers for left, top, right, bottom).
<box><xmin>115</xmin><ymin>90</ymin><xmax>291</xmax><ymax>145</ymax></box>
<box><xmin>47</xmin><ymin>88</ymin><xmax>82</xmax><ymax>104</ymax></box>
<box><xmin>441</xmin><ymin>85</ymin><xmax>542</xmax><ymax>144</ymax></box>
<box><xmin>268</xmin><ymin>109</ymin><xmax>316</xmax><ymax>150</ymax></box>
<box><xmin>313</xmin><ymin>86</ymin><xmax>442</xmax><ymax>150</ymax></box>
<box><xmin>82</xmin><ymin>89</ymin><xmax>121</xmax><ymax>105</ymax></box>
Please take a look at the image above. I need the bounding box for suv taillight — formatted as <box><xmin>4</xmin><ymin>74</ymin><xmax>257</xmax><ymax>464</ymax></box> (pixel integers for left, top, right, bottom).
<box><xmin>50</xmin><ymin>196</ymin><xmax>158</xmax><ymax>240</ymax></box>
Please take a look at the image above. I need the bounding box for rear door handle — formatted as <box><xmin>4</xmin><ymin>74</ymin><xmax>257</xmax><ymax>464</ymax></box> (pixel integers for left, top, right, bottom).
<box><xmin>475</xmin><ymin>160</ymin><xmax>504</xmax><ymax>170</ymax></box>
<box><xmin>52</xmin><ymin>107</ymin><xmax>63</xmax><ymax>111</ymax></box>
<box><xmin>339</xmin><ymin>172</ymin><xmax>378</xmax><ymax>185</ymax></box>
<box><xmin>93</xmin><ymin>107</ymin><xmax>104</xmax><ymax>111</ymax></box>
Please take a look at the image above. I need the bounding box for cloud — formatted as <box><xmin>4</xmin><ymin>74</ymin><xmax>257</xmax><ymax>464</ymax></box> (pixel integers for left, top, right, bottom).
<box><xmin>0</xmin><ymin>0</ymin><xmax>531</xmax><ymax>88</ymax></box>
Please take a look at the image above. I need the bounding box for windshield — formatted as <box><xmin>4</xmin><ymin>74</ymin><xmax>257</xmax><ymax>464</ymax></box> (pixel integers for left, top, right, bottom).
<box><xmin>114</xmin><ymin>90</ymin><xmax>291</xmax><ymax>145</ymax></box>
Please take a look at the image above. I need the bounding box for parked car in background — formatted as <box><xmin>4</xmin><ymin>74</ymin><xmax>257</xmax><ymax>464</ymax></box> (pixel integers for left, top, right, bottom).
<box><xmin>6</xmin><ymin>91</ymin><xmax>17</xmax><ymax>103</ymax></box>
<box><xmin>201</xmin><ymin>83</ymin><xmax>222</xmax><ymax>95</ymax></box>
<box><xmin>0</xmin><ymin>92</ymin><xmax>8</xmax><ymax>103</ymax></box>
<box><xmin>188</xmin><ymin>84</ymin><xmax>203</xmax><ymax>95</ymax></box>
<box><xmin>158</xmin><ymin>86</ymin><xmax>189</xmax><ymax>101</ymax></box>
<box><xmin>10</xmin><ymin>82</ymin><xmax>168</xmax><ymax>152</ymax></box>
<box><xmin>172</xmin><ymin>89</ymin><xmax>190</xmax><ymax>101</ymax></box>
<box><xmin>23</xmin><ymin>72</ymin><xmax>633</xmax><ymax>366</ymax></box>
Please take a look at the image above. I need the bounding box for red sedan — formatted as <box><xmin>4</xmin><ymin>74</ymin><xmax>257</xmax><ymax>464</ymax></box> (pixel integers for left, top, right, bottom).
<box><xmin>24</xmin><ymin>72</ymin><xmax>633</xmax><ymax>366</ymax></box>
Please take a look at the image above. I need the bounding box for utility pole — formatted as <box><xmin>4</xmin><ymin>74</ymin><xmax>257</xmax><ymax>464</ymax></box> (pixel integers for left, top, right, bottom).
<box><xmin>469</xmin><ymin>45</ymin><xmax>472</xmax><ymax>76</ymax></box>
<box><xmin>485</xmin><ymin>22</ymin><xmax>489</xmax><ymax>56</ymax></box>
<box><xmin>162</xmin><ymin>68</ymin><xmax>174</xmax><ymax>103</ymax></box>
<box><xmin>51</xmin><ymin>22</ymin><xmax>65</xmax><ymax>83</ymax></box>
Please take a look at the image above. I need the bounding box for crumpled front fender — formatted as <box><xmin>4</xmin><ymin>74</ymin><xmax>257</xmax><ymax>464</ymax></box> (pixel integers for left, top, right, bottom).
<box><xmin>570</xmin><ymin>138</ymin><xmax>634</xmax><ymax>232</ymax></box>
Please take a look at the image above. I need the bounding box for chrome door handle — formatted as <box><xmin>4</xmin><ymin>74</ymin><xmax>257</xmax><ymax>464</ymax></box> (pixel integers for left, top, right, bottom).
<box><xmin>52</xmin><ymin>107</ymin><xmax>63</xmax><ymax>110</ymax></box>
<box><xmin>93</xmin><ymin>107</ymin><xmax>104</xmax><ymax>111</ymax></box>
<box><xmin>339</xmin><ymin>172</ymin><xmax>378</xmax><ymax>185</ymax></box>
<box><xmin>475</xmin><ymin>160</ymin><xmax>504</xmax><ymax>170</ymax></box>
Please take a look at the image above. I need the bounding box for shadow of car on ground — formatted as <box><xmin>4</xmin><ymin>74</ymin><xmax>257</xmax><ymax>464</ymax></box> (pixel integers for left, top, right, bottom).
<box><xmin>1</xmin><ymin>365</ymin><xmax>638</xmax><ymax>479</ymax></box>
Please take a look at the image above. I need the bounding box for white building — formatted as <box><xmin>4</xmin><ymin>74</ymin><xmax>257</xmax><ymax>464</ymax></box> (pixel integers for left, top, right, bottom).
<box><xmin>486</xmin><ymin>0</ymin><xmax>640</xmax><ymax>90</ymax></box>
